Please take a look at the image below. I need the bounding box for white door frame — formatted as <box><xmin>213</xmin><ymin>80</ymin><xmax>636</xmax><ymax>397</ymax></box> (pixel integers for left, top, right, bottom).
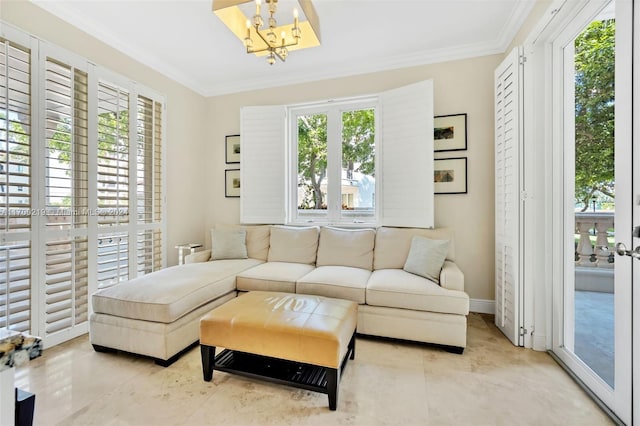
<box><xmin>632</xmin><ymin>1</ymin><xmax>639</xmax><ymax>422</ymax></box>
<box><xmin>524</xmin><ymin>0</ymin><xmax>632</xmax><ymax>423</ymax></box>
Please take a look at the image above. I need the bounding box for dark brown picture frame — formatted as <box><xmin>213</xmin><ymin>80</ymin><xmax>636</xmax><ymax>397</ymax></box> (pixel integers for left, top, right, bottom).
<box><xmin>225</xmin><ymin>169</ymin><xmax>240</xmax><ymax>197</ymax></box>
<box><xmin>434</xmin><ymin>157</ymin><xmax>467</xmax><ymax>194</ymax></box>
<box><xmin>225</xmin><ymin>134</ymin><xmax>240</xmax><ymax>164</ymax></box>
<box><xmin>434</xmin><ymin>114</ymin><xmax>467</xmax><ymax>152</ymax></box>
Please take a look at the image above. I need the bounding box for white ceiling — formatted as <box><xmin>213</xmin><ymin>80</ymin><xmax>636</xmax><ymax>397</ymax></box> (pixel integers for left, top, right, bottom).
<box><xmin>31</xmin><ymin>0</ymin><xmax>536</xmax><ymax>97</ymax></box>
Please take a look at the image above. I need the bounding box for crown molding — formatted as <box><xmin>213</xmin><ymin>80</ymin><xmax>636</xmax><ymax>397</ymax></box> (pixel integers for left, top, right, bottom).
<box><xmin>31</xmin><ymin>0</ymin><xmax>534</xmax><ymax>98</ymax></box>
<box><xmin>202</xmin><ymin>40</ymin><xmax>504</xmax><ymax>96</ymax></box>
<box><xmin>30</xmin><ymin>1</ymin><xmax>205</xmax><ymax>96</ymax></box>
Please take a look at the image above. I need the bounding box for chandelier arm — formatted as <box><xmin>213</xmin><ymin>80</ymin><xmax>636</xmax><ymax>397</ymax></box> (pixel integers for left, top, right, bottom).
<box><xmin>247</xmin><ymin>26</ymin><xmax>300</xmax><ymax>55</ymax></box>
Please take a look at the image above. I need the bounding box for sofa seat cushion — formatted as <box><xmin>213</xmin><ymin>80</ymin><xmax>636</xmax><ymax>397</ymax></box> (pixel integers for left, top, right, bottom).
<box><xmin>236</xmin><ymin>261</ymin><xmax>315</xmax><ymax>293</ymax></box>
<box><xmin>296</xmin><ymin>266</ymin><xmax>371</xmax><ymax>304</ymax></box>
<box><xmin>92</xmin><ymin>259</ymin><xmax>263</xmax><ymax>323</ymax></box>
<box><xmin>366</xmin><ymin>269</ymin><xmax>469</xmax><ymax>315</ymax></box>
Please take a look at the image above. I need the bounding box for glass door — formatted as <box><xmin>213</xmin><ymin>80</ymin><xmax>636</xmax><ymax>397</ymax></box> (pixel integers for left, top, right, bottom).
<box><xmin>552</xmin><ymin>0</ymin><xmax>632</xmax><ymax>422</ymax></box>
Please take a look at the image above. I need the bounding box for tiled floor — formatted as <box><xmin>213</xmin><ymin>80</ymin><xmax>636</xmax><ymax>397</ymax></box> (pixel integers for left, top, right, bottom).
<box><xmin>15</xmin><ymin>313</ymin><xmax>612</xmax><ymax>426</ymax></box>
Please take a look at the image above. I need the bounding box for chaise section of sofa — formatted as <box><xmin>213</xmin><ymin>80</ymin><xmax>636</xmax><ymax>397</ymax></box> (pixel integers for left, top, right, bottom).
<box><xmin>90</xmin><ymin>259</ymin><xmax>263</xmax><ymax>365</ymax></box>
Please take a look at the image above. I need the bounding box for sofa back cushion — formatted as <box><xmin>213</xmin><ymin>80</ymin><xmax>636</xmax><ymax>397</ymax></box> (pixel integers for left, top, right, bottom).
<box><xmin>373</xmin><ymin>227</ymin><xmax>455</xmax><ymax>270</ymax></box>
<box><xmin>215</xmin><ymin>224</ymin><xmax>270</xmax><ymax>261</ymax></box>
<box><xmin>267</xmin><ymin>225</ymin><xmax>319</xmax><ymax>264</ymax></box>
<box><xmin>210</xmin><ymin>228</ymin><xmax>248</xmax><ymax>260</ymax></box>
<box><xmin>316</xmin><ymin>227</ymin><xmax>375</xmax><ymax>270</ymax></box>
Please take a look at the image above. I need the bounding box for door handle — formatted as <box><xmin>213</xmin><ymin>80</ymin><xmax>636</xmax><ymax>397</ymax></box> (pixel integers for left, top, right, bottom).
<box><xmin>615</xmin><ymin>242</ymin><xmax>640</xmax><ymax>258</ymax></box>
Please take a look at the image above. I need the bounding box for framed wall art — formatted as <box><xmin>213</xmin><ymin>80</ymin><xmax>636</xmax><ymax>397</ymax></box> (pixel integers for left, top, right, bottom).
<box><xmin>225</xmin><ymin>169</ymin><xmax>241</xmax><ymax>197</ymax></box>
<box><xmin>434</xmin><ymin>157</ymin><xmax>467</xmax><ymax>194</ymax></box>
<box><xmin>434</xmin><ymin>113</ymin><xmax>467</xmax><ymax>152</ymax></box>
<box><xmin>225</xmin><ymin>134</ymin><xmax>241</xmax><ymax>164</ymax></box>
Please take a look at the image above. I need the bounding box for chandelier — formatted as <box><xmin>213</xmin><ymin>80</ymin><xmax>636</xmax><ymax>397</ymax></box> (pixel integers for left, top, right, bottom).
<box><xmin>245</xmin><ymin>0</ymin><xmax>300</xmax><ymax>65</ymax></box>
<box><xmin>212</xmin><ymin>0</ymin><xmax>321</xmax><ymax>65</ymax></box>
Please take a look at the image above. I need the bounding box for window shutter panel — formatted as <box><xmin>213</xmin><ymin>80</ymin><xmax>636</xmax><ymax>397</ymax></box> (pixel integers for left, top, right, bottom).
<box><xmin>240</xmin><ymin>106</ymin><xmax>286</xmax><ymax>224</ymax></box>
<box><xmin>97</xmin><ymin>81</ymin><xmax>129</xmax><ymax>227</ymax></box>
<box><xmin>379</xmin><ymin>79</ymin><xmax>434</xmax><ymax>228</ymax></box>
<box><xmin>43</xmin><ymin>56</ymin><xmax>90</xmax><ymax>338</ymax></box>
<box><xmin>0</xmin><ymin>38</ymin><xmax>32</xmax><ymax>332</ymax></box>
<box><xmin>495</xmin><ymin>47</ymin><xmax>523</xmax><ymax>346</ymax></box>
<box><xmin>135</xmin><ymin>96</ymin><xmax>163</xmax><ymax>276</ymax></box>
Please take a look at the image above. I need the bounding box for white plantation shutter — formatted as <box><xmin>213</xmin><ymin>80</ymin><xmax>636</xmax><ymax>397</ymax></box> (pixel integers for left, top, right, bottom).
<box><xmin>0</xmin><ymin>37</ymin><xmax>32</xmax><ymax>332</ymax></box>
<box><xmin>96</xmin><ymin>232</ymin><xmax>128</xmax><ymax>289</ymax></box>
<box><xmin>97</xmin><ymin>81</ymin><xmax>129</xmax><ymax>227</ymax></box>
<box><xmin>42</xmin><ymin>54</ymin><xmax>90</xmax><ymax>341</ymax></box>
<box><xmin>495</xmin><ymin>48</ymin><xmax>524</xmax><ymax>346</ymax></box>
<box><xmin>240</xmin><ymin>106</ymin><xmax>286</xmax><ymax>224</ymax></box>
<box><xmin>135</xmin><ymin>95</ymin><xmax>163</xmax><ymax>276</ymax></box>
<box><xmin>95</xmin><ymin>81</ymin><xmax>130</xmax><ymax>289</ymax></box>
<box><xmin>44</xmin><ymin>237</ymin><xmax>88</xmax><ymax>334</ymax></box>
<box><xmin>0</xmin><ymin>27</ymin><xmax>166</xmax><ymax>346</ymax></box>
<box><xmin>136</xmin><ymin>230</ymin><xmax>161</xmax><ymax>275</ymax></box>
<box><xmin>380</xmin><ymin>80</ymin><xmax>434</xmax><ymax>228</ymax></box>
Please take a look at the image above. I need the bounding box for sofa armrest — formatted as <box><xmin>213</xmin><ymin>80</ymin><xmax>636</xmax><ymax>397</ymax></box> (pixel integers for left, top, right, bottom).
<box><xmin>440</xmin><ymin>260</ymin><xmax>464</xmax><ymax>292</ymax></box>
<box><xmin>185</xmin><ymin>249</ymin><xmax>211</xmax><ymax>264</ymax></box>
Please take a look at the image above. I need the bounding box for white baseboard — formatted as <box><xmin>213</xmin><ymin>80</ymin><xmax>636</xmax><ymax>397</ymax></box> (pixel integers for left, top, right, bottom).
<box><xmin>469</xmin><ymin>298</ymin><xmax>494</xmax><ymax>314</ymax></box>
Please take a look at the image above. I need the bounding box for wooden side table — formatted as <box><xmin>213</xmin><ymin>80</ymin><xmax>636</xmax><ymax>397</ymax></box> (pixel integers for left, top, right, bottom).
<box><xmin>175</xmin><ymin>243</ymin><xmax>203</xmax><ymax>265</ymax></box>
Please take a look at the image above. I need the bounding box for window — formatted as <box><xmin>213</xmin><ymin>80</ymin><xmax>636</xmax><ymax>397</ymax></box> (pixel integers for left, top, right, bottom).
<box><xmin>241</xmin><ymin>80</ymin><xmax>434</xmax><ymax>228</ymax></box>
<box><xmin>291</xmin><ymin>100</ymin><xmax>376</xmax><ymax>225</ymax></box>
<box><xmin>0</xmin><ymin>26</ymin><xmax>166</xmax><ymax>347</ymax></box>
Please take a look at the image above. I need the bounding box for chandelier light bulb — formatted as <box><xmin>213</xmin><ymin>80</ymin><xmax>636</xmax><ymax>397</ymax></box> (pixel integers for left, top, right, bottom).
<box><xmin>267</xmin><ymin>52</ymin><xmax>275</xmax><ymax>65</ymax></box>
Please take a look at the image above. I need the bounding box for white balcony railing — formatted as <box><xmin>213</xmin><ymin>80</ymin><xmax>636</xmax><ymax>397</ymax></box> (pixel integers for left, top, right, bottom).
<box><xmin>575</xmin><ymin>212</ymin><xmax>614</xmax><ymax>269</ymax></box>
<box><xmin>575</xmin><ymin>212</ymin><xmax>614</xmax><ymax>293</ymax></box>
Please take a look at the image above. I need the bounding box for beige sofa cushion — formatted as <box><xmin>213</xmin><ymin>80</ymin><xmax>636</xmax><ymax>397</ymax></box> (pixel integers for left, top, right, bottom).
<box><xmin>92</xmin><ymin>259</ymin><xmax>263</xmax><ymax>323</ymax></box>
<box><xmin>366</xmin><ymin>269</ymin><xmax>469</xmax><ymax>315</ymax></box>
<box><xmin>296</xmin><ymin>266</ymin><xmax>371</xmax><ymax>304</ymax></box>
<box><xmin>374</xmin><ymin>227</ymin><xmax>455</xmax><ymax>270</ymax></box>
<box><xmin>236</xmin><ymin>261</ymin><xmax>315</xmax><ymax>293</ymax></box>
<box><xmin>210</xmin><ymin>228</ymin><xmax>248</xmax><ymax>260</ymax></box>
<box><xmin>316</xmin><ymin>227</ymin><xmax>375</xmax><ymax>270</ymax></box>
<box><xmin>267</xmin><ymin>225</ymin><xmax>319</xmax><ymax>265</ymax></box>
<box><xmin>403</xmin><ymin>236</ymin><xmax>450</xmax><ymax>284</ymax></box>
<box><xmin>216</xmin><ymin>224</ymin><xmax>270</xmax><ymax>261</ymax></box>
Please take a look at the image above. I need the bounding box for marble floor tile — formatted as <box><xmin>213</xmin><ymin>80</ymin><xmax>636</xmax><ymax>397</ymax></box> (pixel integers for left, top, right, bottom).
<box><xmin>14</xmin><ymin>313</ymin><xmax>613</xmax><ymax>426</ymax></box>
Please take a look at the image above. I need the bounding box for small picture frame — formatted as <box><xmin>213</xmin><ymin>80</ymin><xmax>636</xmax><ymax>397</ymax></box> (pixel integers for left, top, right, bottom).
<box><xmin>225</xmin><ymin>134</ymin><xmax>241</xmax><ymax>164</ymax></box>
<box><xmin>434</xmin><ymin>158</ymin><xmax>467</xmax><ymax>194</ymax></box>
<box><xmin>225</xmin><ymin>169</ymin><xmax>241</xmax><ymax>197</ymax></box>
<box><xmin>434</xmin><ymin>114</ymin><xmax>467</xmax><ymax>152</ymax></box>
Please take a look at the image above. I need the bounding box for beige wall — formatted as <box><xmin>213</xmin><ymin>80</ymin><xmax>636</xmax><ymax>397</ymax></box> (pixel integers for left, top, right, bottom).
<box><xmin>205</xmin><ymin>54</ymin><xmax>502</xmax><ymax>301</ymax></box>
<box><xmin>1</xmin><ymin>0</ymin><xmax>208</xmax><ymax>266</ymax></box>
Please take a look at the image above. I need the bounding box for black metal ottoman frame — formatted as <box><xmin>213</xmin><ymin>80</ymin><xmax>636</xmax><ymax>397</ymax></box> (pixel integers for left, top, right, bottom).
<box><xmin>201</xmin><ymin>332</ymin><xmax>356</xmax><ymax>410</ymax></box>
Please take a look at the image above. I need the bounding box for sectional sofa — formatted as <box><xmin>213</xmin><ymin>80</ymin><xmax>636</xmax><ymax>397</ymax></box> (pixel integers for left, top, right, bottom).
<box><xmin>89</xmin><ymin>225</ymin><xmax>469</xmax><ymax>365</ymax></box>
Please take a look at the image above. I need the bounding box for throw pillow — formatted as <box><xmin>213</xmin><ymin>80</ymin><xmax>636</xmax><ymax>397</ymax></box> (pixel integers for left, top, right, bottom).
<box><xmin>210</xmin><ymin>228</ymin><xmax>248</xmax><ymax>260</ymax></box>
<box><xmin>403</xmin><ymin>236</ymin><xmax>450</xmax><ymax>284</ymax></box>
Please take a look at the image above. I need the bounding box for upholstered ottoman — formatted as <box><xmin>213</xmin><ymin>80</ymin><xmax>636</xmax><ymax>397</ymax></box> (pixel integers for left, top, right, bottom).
<box><xmin>200</xmin><ymin>291</ymin><xmax>357</xmax><ymax>410</ymax></box>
